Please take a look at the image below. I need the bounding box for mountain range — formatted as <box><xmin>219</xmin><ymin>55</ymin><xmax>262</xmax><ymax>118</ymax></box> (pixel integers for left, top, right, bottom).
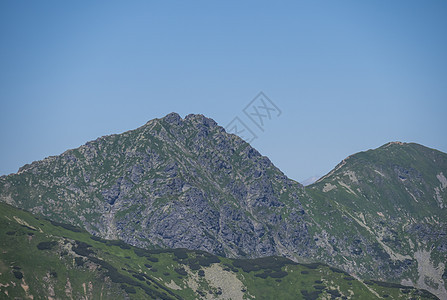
<box><xmin>1</xmin><ymin>112</ymin><xmax>446</xmax><ymax>299</ymax></box>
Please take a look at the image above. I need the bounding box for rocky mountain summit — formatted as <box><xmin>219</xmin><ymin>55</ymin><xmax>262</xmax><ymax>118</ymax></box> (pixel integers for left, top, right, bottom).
<box><xmin>0</xmin><ymin>113</ymin><xmax>312</xmax><ymax>258</ymax></box>
<box><xmin>1</xmin><ymin>113</ymin><xmax>446</xmax><ymax>298</ymax></box>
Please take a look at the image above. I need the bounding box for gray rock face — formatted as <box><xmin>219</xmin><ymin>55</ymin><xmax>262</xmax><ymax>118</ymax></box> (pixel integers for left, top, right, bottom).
<box><xmin>1</xmin><ymin>114</ymin><xmax>447</xmax><ymax>298</ymax></box>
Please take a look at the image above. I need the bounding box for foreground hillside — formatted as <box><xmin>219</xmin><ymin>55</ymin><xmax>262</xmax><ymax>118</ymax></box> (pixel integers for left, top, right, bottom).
<box><xmin>0</xmin><ymin>113</ymin><xmax>446</xmax><ymax>298</ymax></box>
<box><xmin>0</xmin><ymin>202</ymin><xmax>437</xmax><ymax>299</ymax></box>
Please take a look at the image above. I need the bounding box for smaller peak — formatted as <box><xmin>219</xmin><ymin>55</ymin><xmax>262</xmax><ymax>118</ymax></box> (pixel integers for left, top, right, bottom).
<box><xmin>388</xmin><ymin>141</ymin><xmax>405</xmax><ymax>145</ymax></box>
<box><xmin>162</xmin><ymin>112</ymin><xmax>183</xmax><ymax>125</ymax></box>
<box><xmin>382</xmin><ymin>141</ymin><xmax>407</xmax><ymax>148</ymax></box>
<box><xmin>185</xmin><ymin>114</ymin><xmax>218</xmax><ymax>128</ymax></box>
<box><xmin>184</xmin><ymin>113</ymin><xmax>205</xmax><ymax>121</ymax></box>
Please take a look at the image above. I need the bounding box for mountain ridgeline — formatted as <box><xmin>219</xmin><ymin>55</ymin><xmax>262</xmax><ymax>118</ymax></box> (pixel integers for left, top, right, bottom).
<box><xmin>1</xmin><ymin>113</ymin><xmax>446</xmax><ymax>298</ymax></box>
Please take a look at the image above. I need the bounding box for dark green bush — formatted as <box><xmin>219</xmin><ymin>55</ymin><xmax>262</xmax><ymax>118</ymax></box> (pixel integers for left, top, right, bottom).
<box><xmin>50</xmin><ymin>220</ymin><xmax>82</xmax><ymax>232</ymax></box>
<box><xmin>37</xmin><ymin>241</ymin><xmax>57</xmax><ymax>250</ymax></box>
<box><xmin>254</xmin><ymin>272</ymin><xmax>269</xmax><ymax>279</ymax></box>
<box><xmin>132</xmin><ymin>274</ymin><xmax>145</xmax><ymax>281</ymax></box>
<box><xmin>329</xmin><ymin>266</ymin><xmax>350</xmax><ymax>276</ymax></box>
<box><xmin>147</xmin><ymin>256</ymin><xmax>159</xmax><ymax>263</ymax></box>
<box><xmin>121</xmin><ymin>284</ymin><xmax>136</xmax><ymax>294</ymax></box>
<box><xmin>107</xmin><ymin>240</ymin><xmax>131</xmax><ymax>249</ymax></box>
<box><xmin>13</xmin><ymin>270</ymin><xmax>23</xmax><ymax>279</ymax></box>
<box><xmin>90</xmin><ymin>236</ymin><xmax>106</xmax><ymax>243</ymax></box>
<box><xmin>108</xmin><ymin>269</ymin><xmax>139</xmax><ymax>286</ymax></box>
<box><xmin>327</xmin><ymin>289</ymin><xmax>341</xmax><ymax>297</ymax></box>
<box><xmin>255</xmin><ymin>270</ymin><xmax>288</xmax><ymax>279</ymax></box>
<box><xmin>371</xmin><ymin>280</ymin><xmax>409</xmax><ymax>289</ymax></box>
<box><xmin>75</xmin><ymin>257</ymin><xmax>84</xmax><ymax>266</ymax></box>
<box><xmin>134</xmin><ymin>248</ymin><xmax>150</xmax><ymax>257</ymax></box>
<box><xmin>343</xmin><ymin>276</ymin><xmax>354</xmax><ymax>281</ymax></box>
<box><xmin>72</xmin><ymin>241</ymin><xmax>93</xmax><ymax>256</ymax></box>
<box><xmin>232</xmin><ymin>256</ymin><xmax>293</xmax><ymax>273</ymax></box>
<box><xmin>147</xmin><ymin>249</ymin><xmax>168</xmax><ymax>255</ymax></box>
<box><xmin>196</xmin><ymin>253</ymin><xmax>220</xmax><ymax>266</ymax></box>
<box><xmin>173</xmin><ymin>248</ymin><xmax>188</xmax><ymax>259</ymax></box>
<box><xmin>174</xmin><ymin>267</ymin><xmax>187</xmax><ymax>276</ymax></box>
<box><xmin>301</xmin><ymin>289</ymin><xmax>321</xmax><ymax>300</ymax></box>
<box><xmin>188</xmin><ymin>262</ymin><xmax>200</xmax><ymax>270</ymax></box>
<box><xmin>269</xmin><ymin>271</ymin><xmax>288</xmax><ymax>278</ymax></box>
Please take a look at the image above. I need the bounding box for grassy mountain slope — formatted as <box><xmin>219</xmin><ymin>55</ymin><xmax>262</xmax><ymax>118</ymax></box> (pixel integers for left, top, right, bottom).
<box><xmin>0</xmin><ymin>202</ymin><xmax>437</xmax><ymax>299</ymax></box>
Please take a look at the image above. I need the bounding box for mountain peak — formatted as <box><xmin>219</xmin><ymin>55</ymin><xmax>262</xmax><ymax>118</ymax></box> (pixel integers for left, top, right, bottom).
<box><xmin>1</xmin><ymin>112</ymin><xmax>304</xmax><ymax>257</ymax></box>
<box><xmin>385</xmin><ymin>141</ymin><xmax>406</xmax><ymax>146</ymax></box>
<box><xmin>158</xmin><ymin>112</ymin><xmax>220</xmax><ymax>130</ymax></box>
<box><xmin>184</xmin><ymin>113</ymin><xmax>218</xmax><ymax>128</ymax></box>
<box><xmin>162</xmin><ymin>112</ymin><xmax>183</xmax><ymax>125</ymax></box>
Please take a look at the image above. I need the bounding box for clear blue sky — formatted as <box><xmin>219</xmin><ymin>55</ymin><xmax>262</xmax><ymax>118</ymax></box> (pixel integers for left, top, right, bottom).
<box><xmin>1</xmin><ymin>1</ymin><xmax>446</xmax><ymax>182</ymax></box>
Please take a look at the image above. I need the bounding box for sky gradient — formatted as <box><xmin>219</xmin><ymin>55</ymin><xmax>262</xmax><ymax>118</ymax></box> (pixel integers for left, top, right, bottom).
<box><xmin>1</xmin><ymin>1</ymin><xmax>446</xmax><ymax>182</ymax></box>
